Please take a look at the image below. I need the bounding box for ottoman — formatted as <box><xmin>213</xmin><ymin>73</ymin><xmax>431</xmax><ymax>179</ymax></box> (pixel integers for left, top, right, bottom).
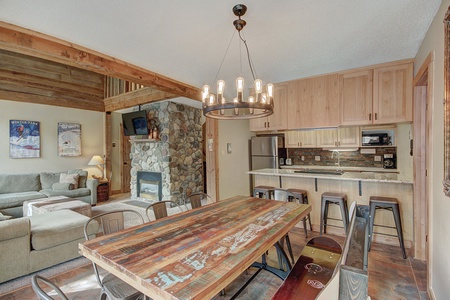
<box><xmin>24</xmin><ymin>196</ymin><xmax>92</xmax><ymax>217</ymax></box>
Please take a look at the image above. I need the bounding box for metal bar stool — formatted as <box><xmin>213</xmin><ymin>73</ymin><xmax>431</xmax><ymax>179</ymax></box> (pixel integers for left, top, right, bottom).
<box><xmin>368</xmin><ymin>196</ymin><xmax>407</xmax><ymax>259</ymax></box>
<box><xmin>320</xmin><ymin>192</ymin><xmax>349</xmax><ymax>235</ymax></box>
<box><xmin>286</xmin><ymin>188</ymin><xmax>313</xmax><ymax>237</ymax></box>
<box><xmin>253</xmin><ymin>185</ymin><xmax>275</xmax><ymax>199</ymax></box>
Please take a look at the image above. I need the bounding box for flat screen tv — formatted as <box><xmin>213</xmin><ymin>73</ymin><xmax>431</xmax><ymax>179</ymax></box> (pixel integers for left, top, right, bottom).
<box><xmin>122</xmin><ymin>110</ymin><xmax>149</xmax><ymax>136</ymax></box>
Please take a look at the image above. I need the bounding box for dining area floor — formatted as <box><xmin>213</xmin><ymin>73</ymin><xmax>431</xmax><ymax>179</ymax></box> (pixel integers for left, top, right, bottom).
<box><xmin>0</xmin><ymin>227</ymin><xmax>427</xmax><ymax>300</ymax></box>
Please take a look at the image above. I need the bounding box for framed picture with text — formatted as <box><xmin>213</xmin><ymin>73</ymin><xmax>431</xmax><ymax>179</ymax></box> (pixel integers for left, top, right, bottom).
<box><xmin>9</xmin><ymin>120</ymin><xmax>40</xmax><ymax>158</ymax></box>
<box><xmin>58</xmin><ymin>122</ymin><xmax>81</xmax><ymax>156</ymax></box>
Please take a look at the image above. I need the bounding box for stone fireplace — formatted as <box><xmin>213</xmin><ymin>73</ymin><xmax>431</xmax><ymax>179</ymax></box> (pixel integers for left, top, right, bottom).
<box><xmin>130</xmin><ymin>102</ymin><xmax>203</xmax><ymax>205</ymax></box>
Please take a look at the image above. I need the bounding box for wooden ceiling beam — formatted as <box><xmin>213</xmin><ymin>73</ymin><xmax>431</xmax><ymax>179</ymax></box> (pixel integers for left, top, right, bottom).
<box><xmin>104</xmin><ymin>87</ymin><xmax>176</xmax><ymax>112</ymax></box>
<box><xmin>0</xmin><ymin>21</ymin><xmax>202</xmax><ymax>102</ymax></box>
<box><xmin>0</xmin><ymin>90</ymin><xmax>104</xmax><ymax>111</ymax></box>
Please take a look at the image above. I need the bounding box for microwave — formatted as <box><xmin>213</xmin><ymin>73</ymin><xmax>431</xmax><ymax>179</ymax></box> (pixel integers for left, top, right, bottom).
<box><xmin>362</xmin><ymin>133</ymin><xmax>390</xmax><ymax>146</ymax></box>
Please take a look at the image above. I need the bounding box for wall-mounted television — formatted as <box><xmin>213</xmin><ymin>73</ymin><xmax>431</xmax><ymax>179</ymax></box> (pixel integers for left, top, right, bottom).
<box><xmin>122</xmin><ymin>110</ymin><xmax>149</xmax><ymax>136</ymax></box>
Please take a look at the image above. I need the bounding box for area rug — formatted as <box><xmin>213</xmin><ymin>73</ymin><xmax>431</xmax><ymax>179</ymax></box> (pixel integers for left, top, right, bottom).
<box><xmin>123</xmin><ymin>199</ymin><xmax>154</xmax><ymax>209</ymax></box>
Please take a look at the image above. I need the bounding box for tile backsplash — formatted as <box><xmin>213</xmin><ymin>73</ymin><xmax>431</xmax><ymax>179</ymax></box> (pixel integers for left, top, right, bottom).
<box><xmin>287</xmin><ymin>147</ymin><xmax>397</xmax><ymax>168</ymax></box>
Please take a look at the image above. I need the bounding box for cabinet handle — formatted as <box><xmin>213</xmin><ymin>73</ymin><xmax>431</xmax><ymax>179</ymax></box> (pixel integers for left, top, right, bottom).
<box><xmin>369</xmin><ymin>113</ymin><xmax>372</xmax><ymax>121</ymax></box>
<box><xmin>264</xmin><ymin>122</ymin><xmax>267</xmax><ymax>128</ymax></box>
<box><xmin>335</xmin><ymin>141</ymin><xmax>337</xmax><ymax>146</ymax></box>
<box><xmin>375</xmin><ymin>113</ymin><xmax>378</xmax><ymax>120</ymax></box>
<box><xmin>267</xmin><ymin>122</ymin><xmax>270</xmax><ymax>128</ymax></box>
<box><xmin>338</xmin><ymin>141</ymin><xmax>341</xmax><ymax>146</ymax></box>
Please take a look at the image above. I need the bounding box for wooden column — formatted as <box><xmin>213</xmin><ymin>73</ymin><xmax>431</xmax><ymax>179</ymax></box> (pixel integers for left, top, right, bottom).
<box><xmin>205</xmin><ymin>118</ymin><xmax>219</xmax><ymax>202</ymax></box>
<box><xmin>105</xmin><ymin>112</ymin><xmax>112</xmax><ymax>194</ymax></box>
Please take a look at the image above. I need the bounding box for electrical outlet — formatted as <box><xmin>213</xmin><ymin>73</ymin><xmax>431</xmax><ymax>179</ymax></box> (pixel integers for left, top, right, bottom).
<box><xmin>374</xmin><ymin>156</ymin><xmax>381</xmax><ymax>162</ymax></box>
<box><xmin>301</xmin><ymin>156</ymin><xmax>305</xmax><ymax>161</ymax></box>
<box><xmin>227</xmin><ymin>143</ymin><xmax>232</xmax><ymax>154</ymax></box>
<box><xmin>315</xmin><ymin>156</ymin><xmax>320</xmax><ymax>161</ymax></box>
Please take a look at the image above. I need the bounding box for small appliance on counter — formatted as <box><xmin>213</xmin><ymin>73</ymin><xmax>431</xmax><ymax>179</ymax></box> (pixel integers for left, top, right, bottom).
<box><xmin>285</xmin><ymin>158</ymin><xmax>292</xmax><ymax>165</ymax></box>
<box><xmin>383</xmin><ymin>154</ymin><xmax>397</xmax><ymax>169</ymax></box>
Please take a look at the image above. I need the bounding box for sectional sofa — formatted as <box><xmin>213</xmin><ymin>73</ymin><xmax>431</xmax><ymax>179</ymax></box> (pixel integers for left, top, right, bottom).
<box><xmin>0</xmin><ymin>169</ymin><xmax>99</xmax><ymax>218</ymax></box>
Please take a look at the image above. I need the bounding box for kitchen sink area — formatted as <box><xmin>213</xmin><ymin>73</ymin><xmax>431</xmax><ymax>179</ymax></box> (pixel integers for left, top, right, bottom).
<box><xmin>294</xmin><ymin>169</ymin><xmax>345</xmax><ymax>175</ymax></box>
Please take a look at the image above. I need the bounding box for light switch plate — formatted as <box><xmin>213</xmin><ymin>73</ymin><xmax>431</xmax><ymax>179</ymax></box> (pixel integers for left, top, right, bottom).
<box><xmin>374</xmin><ymin>156</ymin><xmax>381</xmax><ymax>161</ymax></box>
<box><xmin>227</xmin><ymin>143</ymin><xmax>232</xmax><ymax>154</ymax></box>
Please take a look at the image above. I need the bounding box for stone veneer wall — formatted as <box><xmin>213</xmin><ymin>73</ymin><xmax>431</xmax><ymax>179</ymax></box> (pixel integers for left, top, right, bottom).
<box><xmin>130</xmin><ymin>102</ymin><xmax>203</xmax><ymax>204</ymax></box>
<box><xmin>287</xmin><ymin>147</ymin><xmax>397</xmax><ymax>168</ymax></box>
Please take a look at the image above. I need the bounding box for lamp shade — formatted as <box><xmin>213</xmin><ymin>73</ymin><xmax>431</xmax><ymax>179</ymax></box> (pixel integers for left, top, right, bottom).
<box><xmin>88</xmin><ymin>155</ymin><xmax>104</xmax><ymax>166</ymax></box>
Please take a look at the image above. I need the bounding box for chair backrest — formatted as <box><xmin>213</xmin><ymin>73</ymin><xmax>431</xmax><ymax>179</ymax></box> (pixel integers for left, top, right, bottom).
<box><xmin>146</xmin><ymin>200</ymin><xmax>183</xmax><ymax>221</ymax></box>
<box><xmin>31</xmin><ymin>274</ymin><xmax>69</xmax><ymax>300</ymax></box>
<box><xmin>348</xmin><ymin>201</ymin><xmax>357</xmax><ymax>221</ymax></box>
<box><xmin>185</xmin><ymin>192</ymin><xmax>211</xmax><ymax>209</ymax></box>
<box><xmin>273</xmin><ymin>188</ymin><xmax>291</xmax><ymax>202</ymax></box>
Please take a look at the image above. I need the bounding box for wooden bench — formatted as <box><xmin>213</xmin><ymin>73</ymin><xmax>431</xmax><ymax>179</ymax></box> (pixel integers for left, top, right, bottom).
<box><xmin>272</xmin><ymin>202</ymin><xmax>369</xmax><ymax>300</ymax></box>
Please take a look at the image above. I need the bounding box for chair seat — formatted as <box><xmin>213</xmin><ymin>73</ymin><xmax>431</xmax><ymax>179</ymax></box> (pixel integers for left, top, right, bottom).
<box><xmin>369</xmin><ymin>196</ymin><xmax>398</xmax><ymax>205</ymax></box>
<box><xmin>322</xmin><ymin>192</ymin><xmax>346</xmax><ymax>201</ymax></box>
<box><xmin>102</xmin><ymin>273</ymin><xmax>143</xmax><ymax>300</ymax></box>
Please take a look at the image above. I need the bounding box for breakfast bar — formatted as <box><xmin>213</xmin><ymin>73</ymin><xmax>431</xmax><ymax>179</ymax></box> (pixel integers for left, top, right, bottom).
<box><xmin>248</xmin><ymin>168</ymin><xmax>414</xmax><ymax>248</ymax></box>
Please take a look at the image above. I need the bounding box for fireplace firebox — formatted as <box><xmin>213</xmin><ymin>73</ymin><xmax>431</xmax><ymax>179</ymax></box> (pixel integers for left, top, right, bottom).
<box><xmin>137</xmin><ymin>171</ymin><xmax>162</xmax><ymax>201</ymax></box>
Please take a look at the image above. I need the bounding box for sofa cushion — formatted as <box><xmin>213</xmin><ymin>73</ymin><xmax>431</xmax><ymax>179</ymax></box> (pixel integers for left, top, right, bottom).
<box><xmin>59</xmin><ymin>173</ymin><xmax>79</xmax><ymax>189</ymax></box>
<box><xmin>39</xmin><ymin>187</ymin><xmax>90</xmax><ymax>198</ymax></box>
<box><xmin>0</xmin><ymin>217</ymin><xmax>30</xmax><ymax>241</ymax></box>
<box><xmin>68</xmin><ymin>169</ymin><xmax>88</xmax><ymax>188</ymax></box>
<box><xmin>0</xmin><ymin>192</ymin><xmax>46</xmax><ymax>209</ymax></box>
<box><xmin>40</xmin><ymin>172</ymin><xmax>63</xmax><ymax>190</ymax></box>
<box><xmin>0</xmin><ymin>173</ymin><xmax>40</xmax><ymax>194</ymax></box>
<box><xmin>52</xmin><ymin>182</ymin><xmax>74</xmax><ymax>191</ymax></box>
<box><xmin>29</xmin><ymin>210</ymin><xmax>99</xmax><ymax>251</ymax></box>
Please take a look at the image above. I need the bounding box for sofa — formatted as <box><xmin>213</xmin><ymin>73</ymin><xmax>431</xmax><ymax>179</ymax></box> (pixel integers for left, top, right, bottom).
<box><xmin>0</xmin><ymin>209</ymin><xmax>99</xmax><ymax>283</ymax></box>
<box><xmin>0</xmin><ymin>169</ymin><xmax>99</xmax><ymax>218</ymax></box>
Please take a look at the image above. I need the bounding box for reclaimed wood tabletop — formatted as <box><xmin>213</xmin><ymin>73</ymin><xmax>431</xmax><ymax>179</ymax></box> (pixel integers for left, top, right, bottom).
<box><xmin>79</xmin><ymin>195</ymin><xmax>311</xmax><ymax>300</ymax></box>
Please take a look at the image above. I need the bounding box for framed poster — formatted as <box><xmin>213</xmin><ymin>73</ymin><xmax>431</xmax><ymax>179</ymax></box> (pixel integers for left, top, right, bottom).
<box><xmin>58</xmin><ymin>122</ymin><xmax>81</xmax><ymax>156</ymax></box>
<box><xmin>9</xmin><ymin>120</ymin><xmax>40</xmax><ymax>158</ymax></box>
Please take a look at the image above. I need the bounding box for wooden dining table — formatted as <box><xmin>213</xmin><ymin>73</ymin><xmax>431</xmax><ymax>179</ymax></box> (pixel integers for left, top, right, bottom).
<box><xmin>79</xmin><ymin>195</ymin><xmax>311</xmax><ymax>300</ymax></box>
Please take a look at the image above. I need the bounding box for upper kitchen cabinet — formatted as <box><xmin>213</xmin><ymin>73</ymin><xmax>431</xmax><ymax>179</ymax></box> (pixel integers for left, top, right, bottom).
<box><xmin>250</xmin><ymin>83</ymin><xmax>288</xmax><ymax>132</ymax></box>
<box><xmin>340</xmin><ymin>61</ymin><xmax>413</xmax><ymax>126</ymax></box>
<box><xmin>340</xmin><ymin>70</ymin><xmax>373</xmax><ymax>125</ymax></box>
<box><xmin>316</xmin><ymin>126</ymin><xmax>360</xmax><ymax>148</ymax></box>
<box><xmin>285</xmin><ymin>130</ymin><xmax>317</xmax><ymax>148</ymax></box>
<box><xmin>373</xmin><ymin>62</ymin><xmax>413</xmax><ymax>124</ymax></box>
<box><xmin>287</xmin><ymin>74</ymin><xmax>340</xmax><ymax>129</ymax></box>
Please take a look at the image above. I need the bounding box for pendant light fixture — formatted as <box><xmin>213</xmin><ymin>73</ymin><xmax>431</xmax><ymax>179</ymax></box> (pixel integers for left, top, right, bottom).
<box><xmin>202</xmin><ymin>4</ymin><xmax>274</xmax><ymax>120</ymax></box>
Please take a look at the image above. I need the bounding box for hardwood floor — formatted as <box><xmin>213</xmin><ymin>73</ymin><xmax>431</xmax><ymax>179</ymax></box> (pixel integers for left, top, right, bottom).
<box><xmin>0</xmin><ymin>197</ymin><xmax>428</xmax><ymax>300</ymax></box>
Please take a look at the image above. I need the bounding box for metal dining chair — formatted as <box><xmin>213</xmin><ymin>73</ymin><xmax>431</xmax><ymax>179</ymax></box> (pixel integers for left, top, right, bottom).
<box><xmin>31</xmin><ymin>274</ymin><xmax>69</xmax><ymax>300</ymax></box>
<box><xmin>184</xmin><ymin>192</ymin><xmax>212</xmax><ymax>210</ymax></box>
<box><xmin>146</xmin><ymin>200</ymin><xmax>183</xmax><ymax>221</ymax></box>
<box><xmin>84</xmin><ymin>209</ymin><xmax>148</xmax><ymax>300</ymax></box>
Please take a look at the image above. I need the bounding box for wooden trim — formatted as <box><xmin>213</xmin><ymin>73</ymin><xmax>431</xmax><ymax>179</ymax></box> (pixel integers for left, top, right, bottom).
<box><xmin>0</xmin><ymin>21</ymin><xmax>202</xmax><ymax>102</ymax></box>
<box><xmin>104</xmin><ymin>87</ymin><xmax>176</xmax><ymax>112</ymax></box>
<box><xmin>105</xmin><ymin>112</ymin><xmax>112</xmax><ymax>195</ymax></box>
<box><xmin>205</xmin><ymin>118</ymin><xmax>219</xmax><ymax>202</ymax></box>
<box><xmin>414</xmin><ymin>52</ymin><xmax>434</xmax><ymax>86</ymax></box>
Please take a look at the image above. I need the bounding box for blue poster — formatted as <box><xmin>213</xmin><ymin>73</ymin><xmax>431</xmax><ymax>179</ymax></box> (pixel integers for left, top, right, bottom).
<box><xmin>9</xmin><ymin>120</ymin><xmax>40</xmax><ymax>158</ymax></box>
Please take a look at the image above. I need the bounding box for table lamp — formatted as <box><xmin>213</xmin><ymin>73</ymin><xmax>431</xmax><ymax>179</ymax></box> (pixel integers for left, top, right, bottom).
<box><xmin>88</xmin><ymin>155</ymin><xmax>105</xmax><ymax>180</ymax></box>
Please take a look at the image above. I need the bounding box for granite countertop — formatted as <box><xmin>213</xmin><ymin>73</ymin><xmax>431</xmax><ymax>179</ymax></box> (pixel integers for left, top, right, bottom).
<box><xmin>248</xmin><ymin>168</ymin><xmax>413</xmax><ymax>184</ymax></box>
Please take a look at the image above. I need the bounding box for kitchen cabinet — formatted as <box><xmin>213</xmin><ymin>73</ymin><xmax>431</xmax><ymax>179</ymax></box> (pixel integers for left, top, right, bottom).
<box><xmin>287</xmin><ymin>74</ymin><xmax>340</xmax><ymax>129</ymax></box>
<box><xmin>373</xmin><ymin>63</ymin><xmax>413</xmax><ymax>124</ymax></box>
<box><xmin>250</xmin><ymin>83</ymin><xmax>288</xmax><ymax>131</ymax></box>
<box><xmin>340</xmin><ymin>70</ymin><xmax>373</xmax><ymax>125</ymax></box>
<box><xmin>339</xmin><ymin>62</ymin><xmax>413</xmax><ymax>126</ymax></box>
<box><xmin>285</xmin><ymin>130</ymin><xmax>317</xmax><ymax>148</ymax></box>
<box><xmin>316</xmin><ymin>126</ymin><xmax>360</xmax><ymax>148</ymax></box>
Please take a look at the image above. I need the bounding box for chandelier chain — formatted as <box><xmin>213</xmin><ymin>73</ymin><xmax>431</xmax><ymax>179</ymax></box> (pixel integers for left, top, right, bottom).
<box><xmin>213</xmin><ymin>29</ymin><xmax>236</xmax><ymax>84</ymax></box>
<box><xmin>238</xmin><ymin>31</ymin><xmax>257</xmax><ymax>81</ymax></box>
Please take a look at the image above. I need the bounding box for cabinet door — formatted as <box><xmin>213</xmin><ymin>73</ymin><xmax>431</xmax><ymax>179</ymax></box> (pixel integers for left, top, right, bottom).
<box><xmin>285</xmin><ymin>131</ymin><xmax>300</xmax><ymax>148</ymax></box>
<box><xmin>373</xmin><ymin>63</ymin><xmax>413</xmax><ymax>124</ymax></box>
<box><xmin>287</xmin><ymin>74</ymin><xmax>340</xmax><ymax>129</ymax></box>
<box><xmin>249</xmin><ymin>116</ymin><xmax>268</xmax><ymax>132</ymax></box>
<box><xmin>267</xmin><ymin>83</ymin><xmax>288</xmax><ymax>130</ymax></box>
<box><xmin>298</xmin><ymin>130</ymin><xmax>317</xmax><ymax>147</ymax></box>
<box><xmin>340</xmin><ymin>70</ymin><xmax>373</xmax><ymax>125</ymax></box>
<box><xmin>338</xmin><ymin>126</ymin><xmax>360</xmax><ymax>147</ymax></box>
<box><xmin>316</xmin><ymin>128</ymin><xmax>338</xmax><ymax>147</ymax></box>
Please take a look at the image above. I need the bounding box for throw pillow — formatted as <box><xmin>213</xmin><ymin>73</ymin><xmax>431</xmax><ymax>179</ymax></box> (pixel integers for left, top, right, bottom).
<box><xmin>68</xmin><ymin>169</ymin><xmax>88</xmax><ymax>188</ymax></box>
<box><xmin>0</xmin><ymin>212</ymin><xmax>13</xmax><ymax>221</ymax></box>
<box><xmin>52</xmin><ymin>182</ymin><xmax>74</xmax><ymax>190</ymax></box>
<box><xmin>59</xmin><ymin>173</ymin><xmax>79</xmax><ymax>189</ymax></box>
<box><xmin>40</xmin><ymin>172</ymin><xmax>63</xmax><ymax>189</ymax></box>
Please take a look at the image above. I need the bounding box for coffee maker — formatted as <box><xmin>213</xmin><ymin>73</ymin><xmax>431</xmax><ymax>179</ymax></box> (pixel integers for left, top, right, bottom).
<box><xmin>383</xmin><ymin>154</ymin><xmax>397</xmax><ymax>169</ymax></box>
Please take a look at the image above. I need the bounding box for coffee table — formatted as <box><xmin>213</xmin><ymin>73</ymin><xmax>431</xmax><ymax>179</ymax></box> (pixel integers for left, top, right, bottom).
<box><xmin>23</xmin><ymin>196</ymin><xmax>92</xmax><ymax>217</ymax></box>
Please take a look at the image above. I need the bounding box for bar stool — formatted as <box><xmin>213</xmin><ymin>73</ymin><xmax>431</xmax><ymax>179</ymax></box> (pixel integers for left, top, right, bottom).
<box><xmin>253</xmin><ymin>185</ymin><xmax>275</xmax><ymax>199</ymax></box>
<box><xmin>286</xmin><ymin>188</ymin><xmax>313</xmax><ymax>237</ymax></box>
<box><xmin>273</xmin><ymin>188</ymin><xmax>295</xmax><ymax>267</ymax></box>
<box><xmin>368</xmin><ymin>196</ymin><xmax>407</xmax><ymax>259</ymax></box>
<box><xmin>320</xmin><ymin>192</ymin><xmax>348</xmax><ymax>235</ymax></box>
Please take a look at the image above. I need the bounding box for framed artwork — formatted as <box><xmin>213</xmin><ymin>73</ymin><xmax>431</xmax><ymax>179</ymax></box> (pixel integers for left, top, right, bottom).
<box><xmin>58</xmin><ymin>122</ymin><xmax>81</xmax><ymax>156</ymax></box>
<box><xmin>9</xmin><ymin>120</ymin><xmax>40</xmax><ymax>158</ymax></box>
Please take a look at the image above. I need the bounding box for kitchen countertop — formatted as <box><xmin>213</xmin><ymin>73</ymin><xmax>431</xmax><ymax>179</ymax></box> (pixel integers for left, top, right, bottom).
<box><xmin>248</xmin><ymin>168</ymin><xmax>413</xmax><ymax>184</ymax></box>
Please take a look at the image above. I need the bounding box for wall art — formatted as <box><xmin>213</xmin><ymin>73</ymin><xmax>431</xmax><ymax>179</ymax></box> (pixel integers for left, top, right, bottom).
<box><xmin>58</xmin><ymin>122</ymin><xmax>81</xmax><ymax>156</ymax></box>
<box><xmin>9</xmin><ymin>120</ymin><xmax>40</xmax><ymax>158</ymax></box>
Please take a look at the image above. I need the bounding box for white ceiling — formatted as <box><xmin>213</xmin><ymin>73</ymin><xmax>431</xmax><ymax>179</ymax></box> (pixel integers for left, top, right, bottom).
<box><xmin>0</xmin><ymin>0</ymin><xmax>442</xmax><ymax>109</ymax></box>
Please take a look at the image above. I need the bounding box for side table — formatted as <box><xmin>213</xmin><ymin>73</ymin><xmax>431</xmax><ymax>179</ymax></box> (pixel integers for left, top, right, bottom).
<box><xmin>97</xmin><ymin>180</ymin><xmax>109</xmax><ymax>202</ymax></box>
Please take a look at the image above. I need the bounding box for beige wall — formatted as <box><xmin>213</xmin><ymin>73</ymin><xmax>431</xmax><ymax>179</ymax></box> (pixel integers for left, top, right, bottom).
<box><xmin>0</xmin><ymin>99</ymin><xmax>104</xmax><ymax>176</ymax></box>
<box><xmin>218</xmin><ymin>120</ymin><xmax>254</xmax><ymax>199</ymax></box>
<box><xmin>415</xmin><ymin>1</ymin><xmax>449</xmax><ymax>298</ymax></box>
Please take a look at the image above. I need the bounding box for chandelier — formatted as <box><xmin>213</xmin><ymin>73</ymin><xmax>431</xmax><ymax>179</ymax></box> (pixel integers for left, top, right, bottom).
<box><xmin>202</xmin><ymin>4</ymin><xmax>274</xmax><ymax>120</ymax></box>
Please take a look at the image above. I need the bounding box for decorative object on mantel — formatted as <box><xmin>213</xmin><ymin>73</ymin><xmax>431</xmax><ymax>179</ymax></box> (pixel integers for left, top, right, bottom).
<box><xmin>201</xmin><ymin>4</ymin><xmax>274</xmax><ymax>120</ymax></box>
<box><xmin>88</xmin><ymin>155</ymin><xmax>105</xmax><ymax>180</ymax></box>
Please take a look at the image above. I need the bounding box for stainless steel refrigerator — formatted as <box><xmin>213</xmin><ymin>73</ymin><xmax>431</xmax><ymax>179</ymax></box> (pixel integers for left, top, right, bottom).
<box><xmin>249</xmin><ymin>135</ymin><xmax>286</xmax><ymax>194</ymax></box>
